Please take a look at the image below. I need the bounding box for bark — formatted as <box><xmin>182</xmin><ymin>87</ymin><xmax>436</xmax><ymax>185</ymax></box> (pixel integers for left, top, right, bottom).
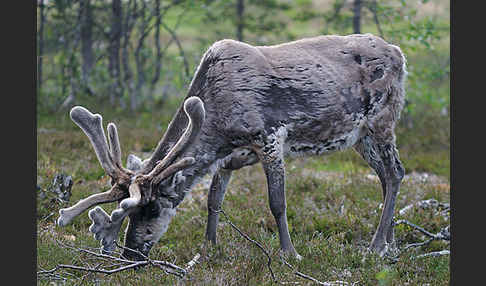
<box><xmin>353</xmin><ymin>0</ymin><xmax>362</xmax><ymax>34</ymax></box>
<box><xmin>368</xmin><ymin>0</ymin><xmax>384</xmax><ymax>38</ymax></box>
<box><xmin>60</xmin><ymin>7</ymin><xmax>82</xmax><ymax>111</ymax></box>
<box><xmin>133</xmin><ymin>0</ymin><xmax>150</xmax><ymax>110</ymax></box>
<box><xmin>60</xmin><ymin>55</ymin><xmax>78</xmax><ymax>110</ymax></box>
<box><xmin>122</xmin><ymin>0</ymin><xmax>137</xmax><ymax>107</ymax></box>
<box><xmin>38</xmin><ymin>0</ymin><xmax>46</xmax><ymax>91</ymax></box>
<box><xmin>109</xmin><ymin>0</ymin><xmax>123</xmax><ymax>105</ymax></box>
<box><xmin>161</xmin><ymin>21</ymin><xmax>189</xmax><ymax>78</ymax></box>
<box><xmin>149</xmin><ymin>0</ymin><xmax>163</xmax><ymax>99</ymax></box>
<box><xmin>80</xmin><ymin>0</ymin><xmax>94</xmax><ymax>93</ymax></box>
<box><xmin>236</xmin><ymin>0</ymin><xmax>244</xmax><ymax>41</ymax></box>
<box><xmin>325</xmin><ymin>0</ymin><xmax>345</xmax><ymax>27</ymax></box>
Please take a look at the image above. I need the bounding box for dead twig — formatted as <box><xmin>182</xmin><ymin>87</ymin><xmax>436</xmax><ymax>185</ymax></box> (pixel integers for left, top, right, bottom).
<box><xmin>398</xmin><ymin>199</ymin><xmax>449</xmax><ymax>216</ymax></box>
<box><xmin>415</xmin><ymin>250</ymin><xmax>450</xmax><ymax>259</ymax></box>
<box><xmin>217</xmin><ymin>208</ymin><xmax>276</xmax><ymax>282</ymax></box>
<box><xmin>217</xmin><ymin>207</ymin><xmax>357</xmax><ymax>285</ymax></box>
<box><xmin>394</xmin><ymin>220</ymin><xmax>450</xmax><ymax>241</ymax></box>
<box><xmin>281</xmin><ymin>259</ymin><xmax>351</xmax><ymax>286</ymax></box>
<box><xmin>37</xmin><ymin>239</ymin><xmax>200</xmax><ymax>282</ymax></box>
<box><xmin>393</xmin><ymin>218</ymin><xmax>450</xmax><ymax>260</ymax></box>
<box><xmin>161</xmin><ymin>15</ymin><xmax>190</xmax><ymax>78</ymax></box>
<box><xmin>185</xmin><ymin>253</ymin><xmax>201</xmax><ymax>272</ymax></box>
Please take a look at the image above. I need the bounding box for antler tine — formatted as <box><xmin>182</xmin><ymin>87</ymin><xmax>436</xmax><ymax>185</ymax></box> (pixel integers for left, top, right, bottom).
<box><xmin>143</xmin><ymin>97</ymin><xmax>205</xmax><ymax>175</ymax></box>
<box><xmin>147</xmin><ymin>157</ymin><xmax>195</xmax><ymax>186</ymax></box>
<box><xmin>57</xmin><ymin>186</ymin><xmax>127</xmax><ymax>226</ymax></box>
<box><xmin>107</xmin><ymin>123</ymin><xmax>123</xmax><ymax>169</ymax></box>
<box><xmin>70</xmin><ymin>106</ymin><xmax>121</xmax><ymax>179</ymax></box>
<box><xmin>58</xmin><ymin>107</ymin><xmax>132</xmax><ymax>227</ymax></box>
<box><xmin>113</xmin><ymin>158</ymin><xmax>195</xmax><ymax>218</ymax></box>
<box><xmin>119</xmin><ymin>183</ymin><xmax>142</xmax><ymax>211</ymax></box>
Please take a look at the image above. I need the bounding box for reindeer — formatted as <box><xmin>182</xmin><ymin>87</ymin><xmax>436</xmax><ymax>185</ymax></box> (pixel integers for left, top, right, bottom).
<box><xmin>57</xmin><ymin>33</ymin><xmax>407</xmax><ymax>261</ymax></box>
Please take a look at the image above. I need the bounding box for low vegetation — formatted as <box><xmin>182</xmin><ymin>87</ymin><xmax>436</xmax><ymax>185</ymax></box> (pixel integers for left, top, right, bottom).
<box><xmin>37</xmin><ymin>0</ymin><xmax>449</xmax><ymax>284</ymax></box>
<box><xmin>37</xmin><ymin>99</ymin><xmax>449</xmax><ymax>285</ymax></box>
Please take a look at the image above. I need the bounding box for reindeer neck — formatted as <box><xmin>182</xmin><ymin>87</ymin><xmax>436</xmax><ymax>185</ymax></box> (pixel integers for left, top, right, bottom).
<box><xmin>171</xmin><ymin>139</ymin><xmax>222</xmax><ymax>207</ymax></box>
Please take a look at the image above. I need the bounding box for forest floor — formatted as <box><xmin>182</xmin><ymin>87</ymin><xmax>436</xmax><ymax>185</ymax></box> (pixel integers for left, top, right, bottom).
<box><xmin>36</xmin><ymin>105</ymin><xmax>450</xmax><ymax>285</ymax></box>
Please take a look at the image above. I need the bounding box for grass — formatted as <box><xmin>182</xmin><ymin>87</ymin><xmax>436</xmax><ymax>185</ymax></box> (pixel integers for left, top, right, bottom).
<box><xmin>37</xmin><ymin>1</ymin><xmax>449</xmax><ymax>284</ymax></box>
<box><xmin>36</xmin><ymin>98</ymin><xmax>450</xmax><ymax>285</ymax></box>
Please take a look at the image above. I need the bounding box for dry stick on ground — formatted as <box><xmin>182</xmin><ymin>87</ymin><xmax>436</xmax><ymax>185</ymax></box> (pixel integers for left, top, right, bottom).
<box><xmin>37</xmin><ymin>239</ymin><xmax>200</xmax><ymax>282</ymax></box>
<box><xmin>395</xmin><ymin>220</ymin><xmax>450</xmax><ymax>241</ymax></box>
<box><xmin>185</xmin><ymin>253</ymin><xmax>201</xmax><ymax>272</ymax></box>
<box><xmin>280</xmin><ymin>259</ymin><xmax>351</xmax><ymax>286</ymax></box>
<box><xmin>398</xmin><ymin>199</ymin><xmax>449</xmax><ymax>217</ymax></box>
<box><xmin>393</xmin><ymin>219</ymin><xmax>450</xmax><ymax>259</ymax></box>
<box><xmin>415</xmin><ymin>250</ymin><xmax>450</xmax><ymax>259</ymax></box>
<box><xmin>217</xmin><ymin>208</ymin><xmax>277</xmax><ymax>282</ymax></box>
<box><xmin>391</xmin><ymin>198</ymin><xmax>450</xmax><ymax>261</ymax></box>
<box><xmin>218</xmin><ymin>208</ymin><xmax>354</xmax><ymax>285</ymax></box>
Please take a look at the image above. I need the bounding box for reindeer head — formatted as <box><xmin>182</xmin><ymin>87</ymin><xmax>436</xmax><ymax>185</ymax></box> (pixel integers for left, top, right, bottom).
<box><xmin>57</xmin><ymin>97</ymin><xmax>205</xmax><ymax>260</ymax></box>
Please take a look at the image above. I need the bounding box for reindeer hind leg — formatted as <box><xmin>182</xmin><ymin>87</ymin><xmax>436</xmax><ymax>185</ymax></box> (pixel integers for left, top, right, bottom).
<box><xmin>354</xmin><ymin>132</ymin><xmax>404</xmax><ymax>256</ymax></box>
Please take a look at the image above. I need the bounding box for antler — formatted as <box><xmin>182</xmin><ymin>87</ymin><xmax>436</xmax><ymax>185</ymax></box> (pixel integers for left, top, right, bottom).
<box><xmin>81</xmin><ymin>97</ymin><xmax>204</xmax><ymax>248</ymax></box>
<box><xmin>140</xmin><ymin>96</ymin><xmax>205</xmax><ymax>175</ymax></box>
<box><xmin>87</xmin><ymin>206</ymin><xmax>135</xmax><ymax>254</ymax></box>
<box><xmin>57</xmin><ymin>107</ymin><xmax>133</xmax><ymax>227</ymax></box>
<box><xmin>70</xmin><ymin>106</ymin><xmax>129</xmax><ymax>178</ymax></box>
<box><xmin>116</xmin><ymin>97</ymin><xmax>204</xmax><ymax>209</ymax></box>
<box><xmin>58</xmin><ymin>97</ymin><xmax>205</xmax><ymax>251</ymax></box>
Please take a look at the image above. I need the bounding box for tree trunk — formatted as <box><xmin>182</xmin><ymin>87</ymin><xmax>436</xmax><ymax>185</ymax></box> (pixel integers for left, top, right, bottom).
<box><xmin>368</xmin><ymin>0</ymin><xmax>384</xmax><ymax>38</ymax></box>
<box><xmin>236</xmin><ymin>0</ymin><xmax>244</xmax><ymax>41</ymax></box>
<box><xmin>109</xmin><ymin>0</ymin><xmax>123</xmax><ymax>106</ymax></box>
<box><xmin>353</xmin><ymin>0</ymin><xmax>362</xmax><ymax>34</ymax></box>
<box><xmin>38</xmin><ymin>0</ymin><xmax>46</xmax><ymax>92</ymax></box>
<box><xmin>133</xmin><ymin>0</ymin><xmax>149</xmax><ymax>111</ymax></box>
<box><xmin>60</xmin><ymin>7</ymin><xmax>82</xmax><ymax>112</ymax></box>
<box><xmin>122</xmin><ymin>0</ymin><xmax>136</xmax><ymax>108</ymax></box>
<box><xmin>80</xmin><ymin>0</ymin><xmax>94</xmax><ymax>94</ymax></box>
<box><xmin>149</xmin><ymin>0</ymin><xmax>163</xmax><ymax>100</ymax></box>
<box><xmin>161</xmin><ymin>21</ymin><xmax>189</xmax><ymax>78</ymax></box>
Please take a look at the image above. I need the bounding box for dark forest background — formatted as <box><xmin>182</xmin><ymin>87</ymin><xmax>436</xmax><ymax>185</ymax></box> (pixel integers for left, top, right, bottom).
<box><xmin>37</xmin><ymin>0</ymin><xmax>449</xmax><ymax>120</ymax></box>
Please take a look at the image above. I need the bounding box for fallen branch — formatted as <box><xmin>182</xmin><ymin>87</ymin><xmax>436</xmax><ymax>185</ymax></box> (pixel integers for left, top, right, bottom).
<box><xmin>217</xmin><ymin>208</ymin><xmax>356</xmax><ymax>285</ymax></box>
<box><xmin>398</xmin><ymin>199</ymin><xmax>449</xmax><ymax>216</ymax></box>
<box><xmin>37</xmin><ymin>239</ymin><xmax>200</xmax><ymax>282</ymax></box>
<box><xmin>38</xmin><ymin>261</ymin><xmax>150</xmax><ymax>276</ymax></box>
<box><xmin>393</xmin><ymin>218</ymin><xmax>450</xmax><ymax>260</ymax></box>
<box><xmin>415</xmin><ymin>250</ymin><xmax>450</xmax><ymax>259</ymax></box>
<box><xmin>394</xmin><ymin>220</ymin><xmax>450</xmax><ymax>241</ymax></box>
<box><xmin>185</xmin><ymin>253</ymin><xmax>201</xmax><ymax>272</ymax></box>
<box><xmin>281</xmin><ymin>259</ymin><xmax>351</xmax><ymax>286</ymax></box>
<box><xmin>217</xmin><ymin>208</ymin><xmax>276</xmax><ymax>282</ymax></box>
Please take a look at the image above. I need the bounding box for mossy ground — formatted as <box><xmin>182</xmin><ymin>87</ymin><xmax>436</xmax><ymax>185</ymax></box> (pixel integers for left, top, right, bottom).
<box><xmin>37</xmin><ymin>1</ymin><xmax>449</xmax><ymax>283</ymax></box>
<box><xmin>37</xmin><ymin>100</ymin><xmax>449</xmax><ymax>285</ymax></box>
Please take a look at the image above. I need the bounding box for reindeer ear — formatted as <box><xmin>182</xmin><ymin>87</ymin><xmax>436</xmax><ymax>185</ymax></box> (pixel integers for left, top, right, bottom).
<box><xmin>126</xmin><ymin>154</ymin><xmax>143</xmax><ymax>172</ymax></box>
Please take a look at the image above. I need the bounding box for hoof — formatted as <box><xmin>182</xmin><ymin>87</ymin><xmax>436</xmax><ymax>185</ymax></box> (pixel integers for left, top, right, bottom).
<box><xmin>280</xmin><ymin>249</ymin><xmax>303</xmax><ymax>261</ymax></box>
<box><xmin>369</xmin><ymin>238</ymin><xmax>388</xmax><ymax>257</ymax></box>
<box><xmin>370</xmin><ymin>239</ymin><xmax>398</xmax><ymax>258</ymax></box>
